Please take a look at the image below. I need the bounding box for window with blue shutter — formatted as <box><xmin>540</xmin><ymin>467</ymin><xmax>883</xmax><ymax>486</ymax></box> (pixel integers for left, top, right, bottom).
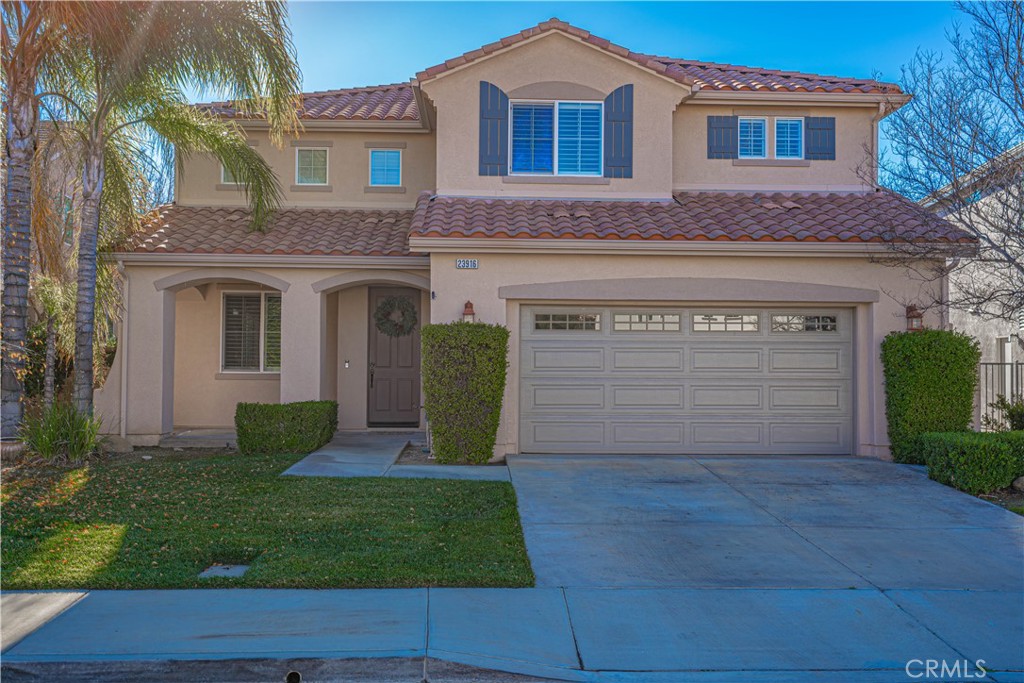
<box><xmin>511</xmin><ymin>103</ymin><xmax>555</xmax><ymax>174</ymax></box>
<box><xmin>805</xmin><ymin>117</ymin><xmax>836</xmax><ymax>160</ymax></box>
<box><xmin>707</xmin><ymin>116</ymin><xmax>739</xmax><ymax>159</ymax></box>
<box><xmin>775</xmin><ymin>118</ymin><xmax>803</xmax><ymax>159</ymax></box>
<box><xmin>479</xmin><ymin>81</ymin><xmax>509</xmax><ymax>176</ymax></box>
<box><xmin>557</xmin><ymin>103</ymin><xmax>602</xmax><ymax>175</ymax></box>
<box><xmin>369</xmin><ymin>149</ymin><xmax>401</xmax><ymax>186</ymax></box>
<box><xmin>604</xmin><ymin>84</ymin><xmax>633</xmax><ymax>178</ymax></box>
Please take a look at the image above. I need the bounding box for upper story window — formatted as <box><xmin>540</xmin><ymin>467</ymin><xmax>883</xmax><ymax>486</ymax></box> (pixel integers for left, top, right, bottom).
<box><xmin>221</xmin><ymin>164</ymin><xmax>239</xmax><ymax>185</ymax></box>
<box><xmin>295</xmin><ymin>148</ymin><xmax>328</xmax><ymax>185</ymax></box>
<box><xmin>775</xmin><ymin>118</ymin><xmax>804</xmax><ymax>159</ymax></box>
<box><xmin>738</xmin><ymin>117</ymin><xmax>767</xmax><ymax>159</ymax></box>
<box><xmin>511</xmin><ymin>101</ymin><xmax>602</xmax><ymax>176</ymax></box>
<box><xmin>369</xmin><ymin>149</ymin><xmax>402</xmax><ymax>186</ymax></box>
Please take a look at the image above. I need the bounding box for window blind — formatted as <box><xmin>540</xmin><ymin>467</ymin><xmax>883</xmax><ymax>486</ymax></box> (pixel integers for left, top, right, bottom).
<box><xmin>511</xmin><ymin>103</ymin><xmax>554</xmax><ymax>174</ymax></box>
<box><xmin>369</xmin><ymin>150</ymin><xmax>401</xmax><ymax>186</ymax></box>
<box><xmin>223</xmin><ymin>294</ymin><xmax>262</xmax><ymax>371</ymax></box>
<box><xmin>557</xmin><ymin>103</ymin><xmax>602</xmax><ymax>175</ymax></box>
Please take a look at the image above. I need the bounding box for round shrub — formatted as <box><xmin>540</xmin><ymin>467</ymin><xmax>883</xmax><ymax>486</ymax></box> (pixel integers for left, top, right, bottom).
<box><xmin>881</xmin><ymin>329</ymin><xmax>981</xmax><ymax>463</ymax></box>
<box><xmin>421</xmin><ymin>322</ymin><xmax>509</xmax><ymax>464</ymax></box>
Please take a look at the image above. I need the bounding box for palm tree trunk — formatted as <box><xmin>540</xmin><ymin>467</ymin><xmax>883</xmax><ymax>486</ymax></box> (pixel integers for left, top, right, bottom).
<box><xmin>73</xmin><ymin>141</ymin><xmax>104</xmax><ymax>415</ymax></box>
<box><xmin>44</xmin><ymin>315</ymin><xmax>56</xmax><ymax>409</ymax></box>
<box><xmin>1</xmin><ymin>75</ymin><xmax>38</xmax><ymax>437</ymax></box>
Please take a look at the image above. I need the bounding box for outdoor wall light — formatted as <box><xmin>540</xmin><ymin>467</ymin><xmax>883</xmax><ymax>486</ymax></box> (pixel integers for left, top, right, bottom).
<box><xmin>344</xmin><ymin>359</ymin><xmax>350</xmax><ymax>369</ymax></box>
<box><xmin>906</xmin><ymin>305</ymin><xmax>924</xmax><ymax>331</ymax></box>
<box><xmin>463</xmin><ymin>301</ymin><xmax>476</xmax><ymax>323</ymax></box>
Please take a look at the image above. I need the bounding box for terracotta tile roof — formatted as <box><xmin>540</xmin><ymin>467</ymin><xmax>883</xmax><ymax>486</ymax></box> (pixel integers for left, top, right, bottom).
<box><xmin>415</xmin><ymin>18</ymin><xmax>902</xmax><ymax>95</ymax></box>
<box><xmin>409</xmin><ymin>191</ymin><xmax>970</xmax><ymax>243</ymax></box>
<box><xmin>201</xmin><ymin>83</ymin><xmax>419</xmax><ymax>122</ymax></box>
<box><xmin>129</xmin><ymin>205</ymin><xmax>414</xmax><ymax>256</ymax></box>
<box><xmin>648</xmin><ymin>57</ymin><xmax>902</xmax><ymax>94</ymax></box>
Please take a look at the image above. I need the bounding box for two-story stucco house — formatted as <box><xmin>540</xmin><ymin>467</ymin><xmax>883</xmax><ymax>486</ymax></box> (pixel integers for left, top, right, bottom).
<box><xmin>96</xmin><ymin>19</ymin><xmax>967</xmax><ymax>458</ymax></box>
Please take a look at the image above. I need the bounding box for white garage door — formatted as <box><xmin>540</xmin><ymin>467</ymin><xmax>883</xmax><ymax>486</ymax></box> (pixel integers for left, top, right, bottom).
<box><xmin>519</xmin><ymin>306</ymin><xmax>854</xmax><ymax>454</ymax></box>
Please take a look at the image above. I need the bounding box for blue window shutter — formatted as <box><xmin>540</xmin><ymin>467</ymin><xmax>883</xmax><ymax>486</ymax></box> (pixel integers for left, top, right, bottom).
<box><xmin>479</xmin><ymin>81</ymin><xmax>509</xmax><ymax>176</ymax></box>
<box><xmin>604</xmin><ymin>84</ymin><xmax>633</xmax><ymax>178</ymax></box>
<box><xmin>707</xmin><ymin>116</ymin><xmax>738</xmax><ymax>159</ymax></box>
<box><xmin>805</xmin><ymin>116</ymin><xmax>836</xmax><ymax>160</ymax></box>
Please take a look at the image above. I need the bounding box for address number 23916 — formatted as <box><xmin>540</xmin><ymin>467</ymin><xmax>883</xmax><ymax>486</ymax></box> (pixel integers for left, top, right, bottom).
<box><xmin>456</xmin><ymin>258</ymin><xmax>479</xmax><ymax>270</ymax></box>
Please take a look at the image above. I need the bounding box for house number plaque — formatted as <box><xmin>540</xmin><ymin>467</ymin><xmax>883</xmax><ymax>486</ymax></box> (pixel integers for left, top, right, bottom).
<box><xmin>456</xmin><ymin>258</ymin><xmax>479</xmax><ymax>270</ymax></box>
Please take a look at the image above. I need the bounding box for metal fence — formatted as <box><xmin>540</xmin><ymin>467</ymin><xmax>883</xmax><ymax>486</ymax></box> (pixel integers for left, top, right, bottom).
<box><xmin>979</xmin><ymin>361</ymin><xmax>1024</xmax><ymax>430</ymax></box>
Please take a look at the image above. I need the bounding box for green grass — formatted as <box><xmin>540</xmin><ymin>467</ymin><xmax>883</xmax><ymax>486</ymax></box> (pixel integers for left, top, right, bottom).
<box><xmin>1</xmin><ymin>450</ymin><xmax>533</xmax><ymax>589</ymax></box>
<box><xmin>1010</xmin><ymin>506</ymin><xmax>1024</xmax><ymax>516</ymax></box>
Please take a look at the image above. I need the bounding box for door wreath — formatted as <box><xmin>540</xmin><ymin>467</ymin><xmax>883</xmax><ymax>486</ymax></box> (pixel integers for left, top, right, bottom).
<box><xmin>373</xmin><ymin>296</ymin><xmax>418</xmax><ymax>337</ymax></box>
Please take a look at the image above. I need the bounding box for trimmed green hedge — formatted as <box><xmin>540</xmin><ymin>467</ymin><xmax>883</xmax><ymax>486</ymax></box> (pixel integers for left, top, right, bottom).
<box><xmin>422</xmin><ymin>322</ymin><xmax>509</xmax><ymax>464</ymax></box>
<box><xmin>235</xmin><ymin>400</ymin><xmax>338</xmax><ymax>455</ymax></box>
<box><xmin>880</xmin><ymin>330</ymin><xmax>980</xmax><ymax>463</ymax></box>
<box><xmin>921</xmin><ymin>431</ymin><xmax>1024</xmax><ymax>494</ymax></box>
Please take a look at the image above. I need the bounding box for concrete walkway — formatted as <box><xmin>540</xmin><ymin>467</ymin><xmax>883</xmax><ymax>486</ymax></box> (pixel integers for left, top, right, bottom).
<box><xmin>283</xmin><ymin>431</ymin><xmax>510</xmax><ymax>480</ymax></box>
<box><xmin>3</xmin><ymin>455</ymin><xmax>1022</xmax><ymax>682</ymax></box>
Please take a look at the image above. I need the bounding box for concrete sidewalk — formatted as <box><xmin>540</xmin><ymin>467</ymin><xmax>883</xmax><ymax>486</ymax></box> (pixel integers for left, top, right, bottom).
<box><xmin>3</xmin><ymin>584</ymin><xmax>1021</xmax><ymax>682</ymax></box>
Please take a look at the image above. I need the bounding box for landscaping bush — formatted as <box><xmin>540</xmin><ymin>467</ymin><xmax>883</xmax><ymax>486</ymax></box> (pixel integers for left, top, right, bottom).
<box><xmin>982</xmin><ymin>395</ymin><xmax>1024</xmax><ymax>432</ymax></box>
<box><xmin>421</xmin><ymin>322</ymin><xmax>509</xmax><ymax>464</ymax></box>
<box><xmin>880</xmin><ymin>329</ymin><xmax>981</xmax><ymax>463</ymax></box>
<box><xmin>920</xmin><ymin>431</ymin><xmax>1024</xmax><ymax>494</ymax></box>
<box><xmin>20</xmin><ymin>401</ymin><xmax>101</xmax><ymax>463</ymax></box>
<box><xmin>235</xmin><ymin>400</ymin><xmax>338</xmax><ymax>455</ymax></box>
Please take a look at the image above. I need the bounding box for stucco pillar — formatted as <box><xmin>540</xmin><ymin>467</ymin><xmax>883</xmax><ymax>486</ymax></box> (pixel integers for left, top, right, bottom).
<box><xmin>121</xmin><ymin>278</ymin><xmax>175</xmax><ymax>443</ymax></box>
<box><xmin>279</xmin><ymin>282</ymin><xmax>326</xmax><ymax>403</ymax></box>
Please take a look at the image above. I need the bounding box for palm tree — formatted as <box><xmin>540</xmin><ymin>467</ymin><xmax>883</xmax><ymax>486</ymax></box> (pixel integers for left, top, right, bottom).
<box><xmin>1</xmin><ymin>2</ymin><xmax>80</xmax><ymax>436</ymax></box>
<box><xmin>8</xmin><ymin>1</ymin><xmax>301</xmax><ymax>417</ymax></box>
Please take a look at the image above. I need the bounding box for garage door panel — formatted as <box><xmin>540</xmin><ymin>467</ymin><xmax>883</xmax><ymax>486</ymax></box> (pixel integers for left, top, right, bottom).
<box><xmin>530</xmin><ymin>347</ymin><xmax>605</xmax><ymax>371</ymax></box>
<box><xmin>769</xmin><ymin>348</ymin><xmax>845</xmax><ymax>373</ymax></box>
<box><xmin>692</xmin><ymin>422</ymin><xmax>763</xmax><ymax>445</ymax></box>
<box><xmin>520</xmin><ymin>306</ymin><xmax>853</xmax><ymax>455</ymax></box>
<box><xmin>769</xmin><ymin>385</ymin><xmax>844</xmax><ymax>410</ymax></box>
<box><xmin>690</xmin><ymin>349</ymin><xmax>762</xmax><ymax>372</ymax></box>
<box><xmin>531</xmin><ymin>385</ymin><xmax>605</xmax><ymax>409</ymax></box>
<box><xmin>612</xmin><ymin>422</ymin><xmax>685</xmax><ymax>445</ymax></box>
<box><xmin>612</xmin><ymin>386</ymin><xmax>684</xmax><ymax>408</ymax></box>
<box><xmin>691</xmin><ymin>385</ymin><xmax>763</xmax><ymax>409</ymax></box>
<box><xmin>612</xmin><ymin>349</ymin><xmax>684</xmax><ymax>371</ymax></box>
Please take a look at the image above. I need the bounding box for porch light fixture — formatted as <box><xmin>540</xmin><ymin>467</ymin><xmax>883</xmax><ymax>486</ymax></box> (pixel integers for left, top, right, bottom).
<box><xmin>462</xmin><ymin>301</ymin><xmax>476</xmax><ymax>323</ymax></box>
<box><xmin>906</xmin><ymin>305</ymin><xmax>924</xmax><ymax>331</ymax></box>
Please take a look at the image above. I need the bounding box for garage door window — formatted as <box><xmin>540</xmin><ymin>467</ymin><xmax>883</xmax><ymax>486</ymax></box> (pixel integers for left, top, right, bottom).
<box><xmin>535</xmin><ymin>313</ymin><xmax>601</xmax><ymax>331</ymax></box>
<box><xmin>771</xmin><ymin>314</ymin><xmax>838</xmax><ymax>333</ymax></box>
<box><xmin>692</xmin><ymin>313</ymin><xmax>759</xmax><ymax>332</ymax></box>
<box><xmin>613</xmin><ymin>313</ymin><xmax>681</xmax><ymax>332</ymax></box>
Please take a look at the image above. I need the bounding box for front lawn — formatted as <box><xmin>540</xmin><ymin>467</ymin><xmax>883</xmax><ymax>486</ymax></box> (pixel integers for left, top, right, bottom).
<box><xmin>1</xmin><ymin>449</ymin><xmax>534</xmax><ymax>589</ymax></box>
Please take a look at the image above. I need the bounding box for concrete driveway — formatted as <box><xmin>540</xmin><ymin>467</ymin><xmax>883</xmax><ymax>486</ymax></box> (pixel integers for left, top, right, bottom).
<box><xmin>508</xmin><ymin>454</ymin><xmax>1024</xmax><ymax>678</ymax></box>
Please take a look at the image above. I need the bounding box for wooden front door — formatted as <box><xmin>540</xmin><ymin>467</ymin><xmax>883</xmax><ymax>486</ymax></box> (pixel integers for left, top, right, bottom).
<box><xmin>367</xmin><ymin>287</ymin><xmax>421</xmax><ymax>427</ymax></box>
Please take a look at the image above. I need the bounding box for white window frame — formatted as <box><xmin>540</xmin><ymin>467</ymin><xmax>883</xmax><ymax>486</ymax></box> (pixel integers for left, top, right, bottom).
<box><xmin>294</xmin><ymin>147</ymin><xmax>329</xmax><ymax>186</ymax></box>
<box><xmin>220</xmin><ymin>290</ymin><xmax>281</xmax><ymax>373</ymax></box>
<box><xmin>220</xmin><ymin>164</ymin><xmax>239</xmax><ymax>185</ymax></box>
<box><xmin>774</xmin><ymin>117</ymin><xmax>804</xmax><ymax>160</ymax></box>
<box><xmin>508</xmin><ymin>99</ymin><xmax>604</xmax><ymax>177</ymax></box>
<box><xmin>737</xmin><ymin>116</ymin><xmax>768</xmax><ymax>160</ymax></box>
<box><xmin>368</xmin><ymin>148</ymin><xmax>403</xmax><ymax>187</ymax></box>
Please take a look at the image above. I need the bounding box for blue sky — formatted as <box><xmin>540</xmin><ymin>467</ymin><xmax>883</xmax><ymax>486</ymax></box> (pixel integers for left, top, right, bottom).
<box><xmin>286</xmin><ymin>1</ymin><xmax>964</xmax><ymax>92</ymax></box>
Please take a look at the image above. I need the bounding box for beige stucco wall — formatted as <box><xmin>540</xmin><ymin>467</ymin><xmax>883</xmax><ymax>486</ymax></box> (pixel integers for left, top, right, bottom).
<box><xmin>673</xmin><ymin>104</ymin><xmax>877</xmax><ymax>192</ymax></box>
<box><xmin>176</xmin><ymin>129</ymin><xmax>436</xmax><ymax>210</ymax></box>
<box><xmin>426</xmin><ymin>251</ymin><xmax>944</xmax><ymax>459</ymax></box>
<box><xmin>96</xmin><ymin>263</ymin><xmax>430</xmax><ymax>442</ymax></box>
<box><xmin>420</xmin><ymin>31</ymin><xmax>689</xmax><ymax>199</ymax></box>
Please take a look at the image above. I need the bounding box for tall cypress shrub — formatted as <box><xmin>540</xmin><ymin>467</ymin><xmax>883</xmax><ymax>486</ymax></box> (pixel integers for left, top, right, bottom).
<box><xmin>421</xmin><ymin>322</ymin><xmax>509</xmax><ymax>464</ymax></box>
<box><xmin>880</xmin><ymin>329</ymin><xmax>981</xmax><ymax>463</ymax></box>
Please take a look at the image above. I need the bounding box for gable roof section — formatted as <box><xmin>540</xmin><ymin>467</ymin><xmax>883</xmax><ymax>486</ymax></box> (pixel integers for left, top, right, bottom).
<box><xmin>409</xmin><ymin>191</ymin><xmax>968</xmax><ymax>243</ymax></box>
<box><xmin>200</xmin><ymin>83</ymin><xmax>419</xmax><ymax>122</ymax></box>
<box><xmin>129</xmin><ymin>205</ymin><xmax>414</xmax><ymax>256</ymax></box>
<box><xmin>415</xmin><ymin>18</ymin><xmax>902</xmax><ymax>95</ymax></box>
